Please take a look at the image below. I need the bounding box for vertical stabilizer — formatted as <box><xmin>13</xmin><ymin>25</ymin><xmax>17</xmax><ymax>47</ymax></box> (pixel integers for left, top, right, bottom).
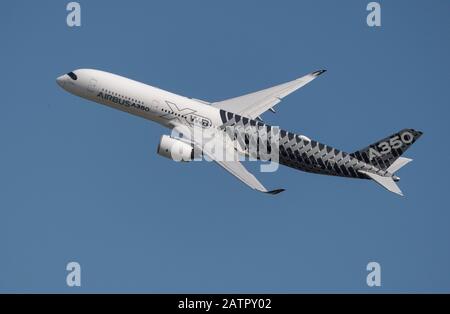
<box><xmin>351</xmin><ymin>129</ymin><xmax>422</xmax><ymax>170</ymax></box>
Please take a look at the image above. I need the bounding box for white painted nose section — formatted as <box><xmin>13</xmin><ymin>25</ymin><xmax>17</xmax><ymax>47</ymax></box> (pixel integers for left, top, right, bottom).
<box><xmin>56</xmin><ymin>75</ymin><xmax>66</xmax><ymax>88</ymax></box>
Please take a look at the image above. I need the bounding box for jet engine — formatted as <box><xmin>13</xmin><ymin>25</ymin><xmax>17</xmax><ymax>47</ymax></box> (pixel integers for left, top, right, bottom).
<box><xmin>157</xmin><ymin>135</ymin><xmax>198</xmax><ymax>162</ymax></box>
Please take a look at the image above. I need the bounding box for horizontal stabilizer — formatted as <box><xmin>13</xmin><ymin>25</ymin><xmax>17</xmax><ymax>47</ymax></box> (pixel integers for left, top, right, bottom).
<box><xmin>387</xmin><ymin>157</ymin><xmax>412</xmax><ymax>174</ymax></box>
<box><xmin>359</xmin><ymin>170</ymin><xmax>403</xmax><ymax>196</ymax></box>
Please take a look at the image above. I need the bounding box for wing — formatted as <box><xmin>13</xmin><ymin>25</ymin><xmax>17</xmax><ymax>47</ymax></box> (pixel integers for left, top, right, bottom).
<box><xmin>211</xmin><ymin>158</ymin><xmax>284</xmax><ymax>195</ymax></box>
<box><xmin>211</xmin><ymin>70</ymin><xmax>326</xmax><ymax>119</ymax></box>
<box><xmin>201</xmin><ymin>139</ymin><xmax>284</xmax><ymax>195</ymax></box>
<box><xmin>177</xmin><ymin>124</ymin><xmax>284</xmax><ymax>195</ymax></box>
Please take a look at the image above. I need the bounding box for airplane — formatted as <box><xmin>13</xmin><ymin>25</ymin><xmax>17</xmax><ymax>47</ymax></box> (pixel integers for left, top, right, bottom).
<box><xmin>56</xmin><ymin>69</ymin><xmax>422</xmax><ymax>196</ymax></box>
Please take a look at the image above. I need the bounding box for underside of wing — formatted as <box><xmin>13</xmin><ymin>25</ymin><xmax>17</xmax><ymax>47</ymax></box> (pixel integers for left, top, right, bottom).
<box><xmin>181</xmin><ymin>124</ymin><xmax>284</xmax><ymax>195</ymax></box>
<box><xmin>213</xmin><ymin>159</ymin><xmax>285</xmax><ymax>195</ymax></box>
<box><xmin>211</xmin><ymin>70</ymin><xmax>326</xmax><ymax>119</ymax></box>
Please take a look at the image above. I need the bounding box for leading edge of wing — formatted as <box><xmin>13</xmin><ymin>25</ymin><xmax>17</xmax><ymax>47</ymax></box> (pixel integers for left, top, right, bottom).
<box><xmin>211</xmin><ymin>69</ymin><xmax>327</xmax><ymax>119</ymax></box>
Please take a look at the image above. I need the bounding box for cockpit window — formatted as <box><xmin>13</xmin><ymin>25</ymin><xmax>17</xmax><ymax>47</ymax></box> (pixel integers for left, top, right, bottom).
<box><xmin>67</xmin><ymin>72</ymin><xmax>78</xmax><ymax>80</ymax></box>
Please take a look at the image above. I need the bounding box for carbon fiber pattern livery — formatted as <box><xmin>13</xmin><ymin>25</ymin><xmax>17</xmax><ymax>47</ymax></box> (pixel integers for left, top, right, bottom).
<box><xmin>349</xmin><ymin>129</ymin><xmax>423</xmax><ymax>170</ymax></box>
<box><xmin>219</xmin><ymin>110</ymin><xmax>422</xmax><ymax>180</ymax></box>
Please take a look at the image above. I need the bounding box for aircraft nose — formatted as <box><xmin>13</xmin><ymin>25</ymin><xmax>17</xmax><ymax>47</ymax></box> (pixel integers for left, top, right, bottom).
<box><xmin>56</xmin><ymin>75</ymin><xmax>66</xmax><ymax>87</ymax></box>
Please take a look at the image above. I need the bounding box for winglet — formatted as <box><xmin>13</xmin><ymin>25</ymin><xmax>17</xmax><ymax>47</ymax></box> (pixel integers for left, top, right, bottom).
<box><xmin>311</xmin><ymin>69</ymin><xmax>327</xmax><ymax>77</ymax></box>
<box><xmin>265</xmin><ymin>189</ymin><xmax>286</xmax><ymax>195</ymax></box>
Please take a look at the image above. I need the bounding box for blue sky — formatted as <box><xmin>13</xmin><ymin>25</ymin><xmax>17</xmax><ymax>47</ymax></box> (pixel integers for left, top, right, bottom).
<box><xmin>0</xmin><ymin>0</ymin><xmax>449</xmax><ymax>292</ymax></box>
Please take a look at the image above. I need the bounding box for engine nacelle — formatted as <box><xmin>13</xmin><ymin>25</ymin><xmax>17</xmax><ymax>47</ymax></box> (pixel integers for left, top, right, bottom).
<box><xmin>157</xmin><ymin>135</ymin><xmax>196</xmax><ymax>162</ymax></box>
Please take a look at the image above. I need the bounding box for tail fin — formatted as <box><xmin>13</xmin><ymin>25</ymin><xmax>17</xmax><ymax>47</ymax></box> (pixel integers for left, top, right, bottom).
<box><xmin>350</xmin><ymin>129</ymin><xmax>423</xmax><ymax>170</ymax></box>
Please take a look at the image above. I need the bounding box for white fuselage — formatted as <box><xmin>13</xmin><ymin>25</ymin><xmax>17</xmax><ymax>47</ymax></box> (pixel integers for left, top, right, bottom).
<box><xmin>56</xmin><ymin>68</ymin><xmax>420</xmax><ymax>196</ymax></box>
<box><xmin>56</xmin><ymin>69</ymin><xmax>223</xmax><ymax>131</ymax></box>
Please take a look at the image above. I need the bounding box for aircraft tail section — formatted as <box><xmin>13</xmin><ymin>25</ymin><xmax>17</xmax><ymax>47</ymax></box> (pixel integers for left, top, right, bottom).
<box><xmin>358</xmin><ymin>170</ymin><xmax>403</xmax><ymax>196</ymax></box>
<box><xmin>386</xmin><ymin>157</ymin><xmax>413</xmax><ymax>174</ymax></box>
<box><xmin>350</xmin><ymin>129</ymin><xmax>423</xmax><ymax>170</ymax></box>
